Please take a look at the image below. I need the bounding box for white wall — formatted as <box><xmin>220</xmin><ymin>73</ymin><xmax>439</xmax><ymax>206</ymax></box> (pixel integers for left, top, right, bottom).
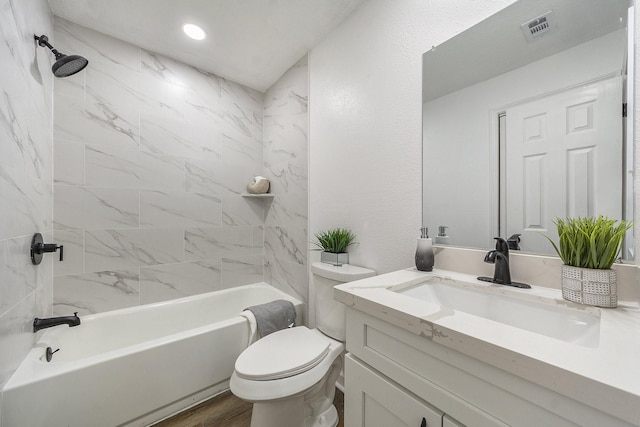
<box><xmin>309</xmin><ymin>0</ymin><xmax>516</xmax><ymax>274</ymax></box>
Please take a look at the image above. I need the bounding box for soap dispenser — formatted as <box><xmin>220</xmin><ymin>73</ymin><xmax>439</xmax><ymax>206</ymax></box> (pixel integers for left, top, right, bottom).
<box><xmin>435</xmin><ymin>225</ymin><xmax>450</xmax><ymax>244</ymax></box>
<box><xmin>415</xmin><ymin>227</ymin><xmax>434</xmax><ymax>272</ymax></box>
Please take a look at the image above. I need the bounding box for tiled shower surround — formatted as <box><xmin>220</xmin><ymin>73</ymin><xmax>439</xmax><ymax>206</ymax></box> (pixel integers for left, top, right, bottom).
<box><xmin>52</xmin><ymin>19</ymin><xmax>309</xmax><ymax>315</ymax></box>
<box><xmin>0</xmin><ymin>0</ymin><xmax>54</xmax><ymax>388</ymax></box>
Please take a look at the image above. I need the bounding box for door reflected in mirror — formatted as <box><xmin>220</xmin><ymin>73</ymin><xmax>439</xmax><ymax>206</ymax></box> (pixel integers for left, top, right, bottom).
<box><xmin>422</xmin><ymin>0</ymin><xmax>633</xmax><ymax>259</ymax></box>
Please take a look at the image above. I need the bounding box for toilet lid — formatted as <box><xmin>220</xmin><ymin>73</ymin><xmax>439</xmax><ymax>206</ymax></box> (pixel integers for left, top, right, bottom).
<box><xmin>235</xmin><ymin>327</ymin><xmax>330</xmax><ymax>381</ymax></box>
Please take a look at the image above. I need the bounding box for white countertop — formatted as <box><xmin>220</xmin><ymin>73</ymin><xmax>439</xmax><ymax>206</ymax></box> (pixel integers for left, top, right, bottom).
<box><xmin>334</xmin><ymin>268</ymin><xmax>640</xmax><ymax>425</ymax></box>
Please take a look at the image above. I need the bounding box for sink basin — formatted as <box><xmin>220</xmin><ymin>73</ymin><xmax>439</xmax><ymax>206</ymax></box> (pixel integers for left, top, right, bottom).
<box><xmin>393</xmin><ymin>277</ymin><xmax>601</xmax><ymax>347</ymax></box>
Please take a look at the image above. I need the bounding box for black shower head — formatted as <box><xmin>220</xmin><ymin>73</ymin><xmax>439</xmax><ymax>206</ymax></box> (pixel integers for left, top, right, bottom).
<box><xmin>51</xmin><ymin>53</ymin><xmax>88</xmax><ymax>78</ymax></box>
<box><xmin>34</xmin><ymin>34</ymin><xmax>88</xmax><ymax>78</ymax></box>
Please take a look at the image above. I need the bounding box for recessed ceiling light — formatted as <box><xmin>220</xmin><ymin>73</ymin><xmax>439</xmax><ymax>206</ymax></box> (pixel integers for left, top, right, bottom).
<box><xmin>183</xmin><ymin>23</ymin><xmax>205</xmax><ymax>40</ymax></box>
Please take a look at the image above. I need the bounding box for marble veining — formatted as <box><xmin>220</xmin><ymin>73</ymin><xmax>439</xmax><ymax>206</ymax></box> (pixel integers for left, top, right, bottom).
<box><xmin>184</xmin><ymin>158</ymin><xmax>229</xmax><ymax>196</ymax></box>
<box><xmin>264</xmin><ymin>255</ymin><xmax>308</xmax><ymax>304</ymax></box>
<box><xmin>140</xmin><ymin>260</ymin><xmax>222</xmax><ymax>304</ymax></box>
<box><xmin>55</xmin><ymin>95</ymin><xmax>139</xmax><ymax>149</ymax></box>
<box><xmin>53</xmin><ymin>229</ymin><xmax>84</xmax><ymax>277</ymax></box>
<box><xmin>84</xmin><ymin>228</ymin><xmax>184</xmax><ymax>273</ymax></box>
<box><xmin>140</xmin><ymin>191</ymin><xmax>222</xmax><ymax>228</ymax></box>
<box><xmin>54</xmin><ymin>186</ymin><xmax>139</xmax><ymax>230</ymax></box>
<box><xmin>221</xmin><ymin>255</ymin><xmax>264</xmax><ymax>287</ymax></box>
<box><xmin>141</xmin><ymin>51</ymin><xmax>189</xmax><ymax>88</ymax></box>
<box><xmin>184</xmin><ymin>226</ymin><xmax>255</xmax><ymax>261</ymax></box>
<box><xmin>85</xmin><ymin>146</ymin><xmax>142</xmax><ymax>188</ymax></box>
<box><xmin>54</xmin><ymin>17</ymin><xmax>141</xmax><ymax>74</ymax></box>
<box><xmin>0</xmin><ymin>91</ymin><xmax>45</xmax><ymax>179</ymax></box>
<box><xmin>265</xmin><ymin>226</ymin><xmax>306</xmax><ymax>265</ymax></box>
<box><xmin>54</xmin><ymin>269</ymin><xmax>140</xmax><ymax>315</ymax></box>
<box><xmin>140</xmin><ymin>114</ymin><xmax>217</xmax><ymax>160</ymax></box>
<box><xmin>85</xmin><ymin>67</ymin><xmax>142</xmax><ymax>110</ymax></box>
<box><xmin>1</xmin><ymin>165</ymin><xmax>52</xmax><ymax>240</ymax></box>
<box><xmin>222</xmin><ymin>197</ymin><xmax>265</xmax><ymax>226</ymax></box>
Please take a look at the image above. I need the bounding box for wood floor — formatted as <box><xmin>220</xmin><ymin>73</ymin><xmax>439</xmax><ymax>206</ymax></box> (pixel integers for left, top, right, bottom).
<box><xmin>154</xmin><ymin>388</ymin><xmax>344</xmax><ymax>427</ymax></box>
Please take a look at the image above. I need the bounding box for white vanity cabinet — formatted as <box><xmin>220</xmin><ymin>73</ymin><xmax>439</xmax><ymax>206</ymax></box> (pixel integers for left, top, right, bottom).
<box><xmin>345</xmin><ymin>354</ymin><xmax>447</xmax><ymax>427</ymax></box>
<box><xmin>343</xmin><ymin>308</ymin><xmax>636</xmax><ymax>427</ymax></box>
<box><xmin>442</xmin><ymin>415</ymin><xmax>465</xmax><ymax>427</ymax></box>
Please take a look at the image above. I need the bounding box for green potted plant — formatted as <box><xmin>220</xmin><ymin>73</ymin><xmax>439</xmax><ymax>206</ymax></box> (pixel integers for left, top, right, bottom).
<box><xmin>543</xmin><ymin>216</ymin><xmax>632</xmax><ymax>307</ymax></box>
<box><xmin>312</xmin><ymin>228</ymin><xmax>357</xmax><ymax>266</ymax></box>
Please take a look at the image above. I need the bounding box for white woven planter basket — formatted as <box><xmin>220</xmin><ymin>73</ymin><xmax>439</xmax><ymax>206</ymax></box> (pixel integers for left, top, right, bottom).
<box><xmin>561</xmin><ymin>265</ymin><xmax>617</xmax><ymax>308</ymax></box>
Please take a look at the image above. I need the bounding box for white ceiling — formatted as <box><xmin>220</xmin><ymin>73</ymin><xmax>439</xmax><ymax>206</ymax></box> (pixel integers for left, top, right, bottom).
<box><xmin>47</xmin><ymin>0</ymin><xmax>366</xmax><ymax>92</ymax></box>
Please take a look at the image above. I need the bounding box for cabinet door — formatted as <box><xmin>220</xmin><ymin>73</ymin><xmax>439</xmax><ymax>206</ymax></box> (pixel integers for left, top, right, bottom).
<box><xmin>345</xmin><ymin>354</ymin><xmax>443</xmax><ymax>427</ymax></box>
<box><xmin>443</xmin><ymin>415</ymin><xmax>466</xmax><ymax>427</ymax></box>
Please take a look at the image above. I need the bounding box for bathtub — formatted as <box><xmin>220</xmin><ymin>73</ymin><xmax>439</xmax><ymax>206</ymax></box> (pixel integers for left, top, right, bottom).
<box><xmin>1</xmin><ymin>283</ymin><xmax>303</xmax><ymax>427</ymax></box>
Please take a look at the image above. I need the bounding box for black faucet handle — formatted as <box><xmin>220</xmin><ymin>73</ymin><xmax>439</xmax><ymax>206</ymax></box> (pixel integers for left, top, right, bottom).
<box><xmin>31</xmin><ymin>233</ymin><xmax>64</xmax><ymax>264</ymax></box>
<box><xmin>493</xmin><ymin>237</ymin><xmax>509</xmax><ymax>255</ymax></box>
<box><xmin>507</xmin><ymin>234</ymin><xmax>521</xmax><ymax>250</ymax></box>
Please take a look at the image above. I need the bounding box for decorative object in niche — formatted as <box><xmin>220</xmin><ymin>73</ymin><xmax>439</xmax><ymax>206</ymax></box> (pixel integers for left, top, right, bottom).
<box><xmin>543</xmin><ymin>216</ymin><xmax>632</xmax><ymax>307</ymax></box>
<box><xmin>312</xmin><ymin>228</ymin><xmax>357</xmax><ymax>266</ymax></box>
<box><xmin>246</xmin><ymin>176</ymin><xmax>270</xmax><ymax>194</ymax></box>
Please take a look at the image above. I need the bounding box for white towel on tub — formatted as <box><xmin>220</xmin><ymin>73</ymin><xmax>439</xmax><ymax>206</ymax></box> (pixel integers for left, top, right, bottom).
<box><xmin>239</xmin><ymin>309</ymin><xmax>258</xmax><ymax>347</ymax></box>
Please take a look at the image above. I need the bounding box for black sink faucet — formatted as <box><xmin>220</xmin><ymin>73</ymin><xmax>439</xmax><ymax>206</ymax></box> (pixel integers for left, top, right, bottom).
<box><xmin>478</xmin><ymin>237</ymin><xmax>531</xmax><ymax>289</ymax></box>
<box><xmin>33</xmin><ymin>312</ymin><xmax>81</xmax><ymax>333</ymax></box>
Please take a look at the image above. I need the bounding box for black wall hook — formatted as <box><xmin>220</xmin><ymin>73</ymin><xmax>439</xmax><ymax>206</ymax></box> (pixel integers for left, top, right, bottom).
<box><xmin>31</xmin><ymin>233</ymin><xmax>63</xmax><ymax>265</ymax></box>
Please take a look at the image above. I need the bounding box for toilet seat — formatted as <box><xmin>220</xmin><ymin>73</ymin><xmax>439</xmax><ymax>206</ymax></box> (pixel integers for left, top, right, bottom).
<box><xmin>235</xmin><ymin>327</ymin><xmax>330</xmax><ymax>380</ymax></box>
<box><xmin>230</xmin><ymin>327</ymin><xmax>344</xmax><ymax>402</ymax></box>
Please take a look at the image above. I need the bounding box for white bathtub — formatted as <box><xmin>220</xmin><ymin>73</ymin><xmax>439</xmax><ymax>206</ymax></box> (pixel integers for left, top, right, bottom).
<box><xmin>1</xmin><ymin>283</ymin><xmax>302</xmax><ymax>427</ymax></box>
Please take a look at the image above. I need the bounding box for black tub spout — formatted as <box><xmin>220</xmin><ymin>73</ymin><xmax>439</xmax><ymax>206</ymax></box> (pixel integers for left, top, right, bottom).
<box><xmin>33</xmin><ymin>312</ymin><xmax>80</xmax><ymax>333</ymax></box>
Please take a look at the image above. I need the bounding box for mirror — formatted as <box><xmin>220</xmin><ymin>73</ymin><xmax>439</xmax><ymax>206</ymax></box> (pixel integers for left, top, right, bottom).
<box><xmin>422</xmin><ymin>0</ymin><xmax>633</xmax><ymax>259</ymax></box>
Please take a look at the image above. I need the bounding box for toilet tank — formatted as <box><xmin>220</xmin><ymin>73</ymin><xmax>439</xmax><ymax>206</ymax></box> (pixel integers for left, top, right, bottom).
<box><xmin>312</xmin><ymin>262</ymin><xmax>375</xmax><ymax>341</ymax></box>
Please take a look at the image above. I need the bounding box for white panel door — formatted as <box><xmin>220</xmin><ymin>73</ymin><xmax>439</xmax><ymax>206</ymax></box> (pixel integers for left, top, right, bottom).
<box><xmin>504</xmin><ymin>76</ymin><xmax>622</xmax><ymax>253</ymax></box>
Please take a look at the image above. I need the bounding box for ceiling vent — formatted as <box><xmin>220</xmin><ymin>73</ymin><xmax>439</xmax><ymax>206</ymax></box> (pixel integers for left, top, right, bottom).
<box><xmin>521</xmin><ymin>11</ymin><xmax>555</xmax><ymax>42</ymax></box>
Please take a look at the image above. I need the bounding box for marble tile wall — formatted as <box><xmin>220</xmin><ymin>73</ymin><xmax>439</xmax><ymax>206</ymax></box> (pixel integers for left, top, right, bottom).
<box><xmin>263</xmin><ymin>57</ymin><xmax>309</xmax><ymax>306</ymax></box>
<box><xmin>0</xmin><ymin>0</ymin><xmax>54</xmax><ymax>390</ymax></box>
<box><xmin>52</xmin><ymin>18</ymin><xmax>267</xmax><ymax>315</ymax></box>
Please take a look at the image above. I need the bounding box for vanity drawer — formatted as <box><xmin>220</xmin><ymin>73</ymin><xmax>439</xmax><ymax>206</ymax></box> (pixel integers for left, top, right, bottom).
<box><xmin>345</xmin><ymin>308</ymin><xmax>624</xmax><ymax>427</ymax></box>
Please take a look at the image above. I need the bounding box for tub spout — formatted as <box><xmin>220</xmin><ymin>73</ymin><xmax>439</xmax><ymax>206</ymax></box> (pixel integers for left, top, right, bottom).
<box><xmin>33</xmin><ymin>312</ymin><xmax>80</xmax><ymax>333</ymax></box>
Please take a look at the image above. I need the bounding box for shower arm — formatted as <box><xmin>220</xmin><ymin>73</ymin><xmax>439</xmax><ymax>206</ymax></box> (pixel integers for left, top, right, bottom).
<box><xmin>34</xmin><ymin>34</ymin><xmax>64</xmax><ymax>59</ymax></box>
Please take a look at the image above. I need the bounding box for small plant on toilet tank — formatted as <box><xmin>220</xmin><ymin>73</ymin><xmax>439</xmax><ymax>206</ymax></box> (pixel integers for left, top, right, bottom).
<box><xmin>312</xmin><ymin>228</ymin><xmax>357</xmax><ymax>266</ymax></box>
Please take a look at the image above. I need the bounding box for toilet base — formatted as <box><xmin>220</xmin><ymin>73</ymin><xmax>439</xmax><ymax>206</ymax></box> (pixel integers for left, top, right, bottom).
<box><xmin>306</xmin><ymin>404</ymin><xmax>338</xmax><ymax>427</ymax></box>
<box><xmin>250</xmin><ymin>399</ymin><xmax>338</xmax><ymax>427</ymax></box>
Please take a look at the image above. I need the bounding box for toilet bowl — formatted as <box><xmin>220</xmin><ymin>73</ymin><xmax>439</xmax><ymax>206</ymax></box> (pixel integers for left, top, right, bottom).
<box><xmin>230</xmin><ymin>262</ymin><xmax>375</xmax><ymax>427</ymax></box>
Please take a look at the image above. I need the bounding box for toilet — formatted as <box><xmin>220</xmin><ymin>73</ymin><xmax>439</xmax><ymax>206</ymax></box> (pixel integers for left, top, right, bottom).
<box><xmin>230</xmin><ymin>262</ymin><xmax>375</xmax><ymax>427</ymax></box>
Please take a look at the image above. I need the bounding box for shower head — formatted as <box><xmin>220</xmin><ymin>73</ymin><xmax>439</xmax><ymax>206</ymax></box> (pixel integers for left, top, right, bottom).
<box><xmin>34</xmin><ymin>34</ymin><xmax>88</xmax><ymax>78</ymax></box>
